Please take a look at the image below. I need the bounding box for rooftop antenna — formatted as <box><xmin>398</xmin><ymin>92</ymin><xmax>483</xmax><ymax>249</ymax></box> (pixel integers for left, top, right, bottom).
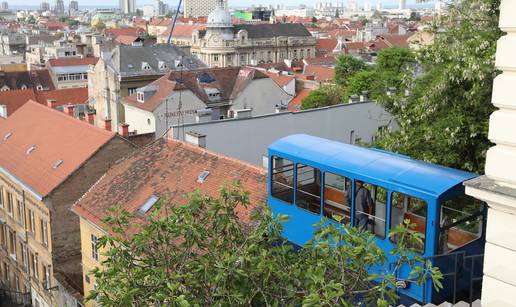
<box><xmin>166</xmin><ymin>0</ymin><xmax>183</xmax><ymax>44</ymax></box>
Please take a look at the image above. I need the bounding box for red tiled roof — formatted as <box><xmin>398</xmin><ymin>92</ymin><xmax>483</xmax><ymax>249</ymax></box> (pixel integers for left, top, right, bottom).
<box><xmin>288</xmin><ymin>89</ymin><xmax>311</xmax><ymax>111</ymax></box>
<box><xmin>35</xmin><ymin>88</ymin><xmax>88</xmax><ymax>108</ymax></box>
<box><xmin>162</xmin><ymin>23</ymin><xmax>205</xmax><ymax>38</ymax></box>
<box><xmin>375</xmin><ymin>34</ymin><xmax>415</xmax><ymax>48</ymax></box>
<box><xmin>303</xmin><ymin>65</ymin><xmax>335</xmax><ymax>83</ymax></box>
<box><xmin>0</xmin><ymin>70</ymin><xmax>55</xmax><ymax>91</ymax></box>
<box><xmin>72</xmin><ymin>138</ymin><xmax>268</xmax><ymax>235</ymax></box>
<box><xmin>48</xmin><ymin>57</ymin><xmax>99</xmax><ymax>67</ymax></box>
<box><xmin>316</xmin><ymin>38</ymin><xmax>338</xmax><ymax>56</ymax></box>
<box><xmin>0</xmin><ymin>89</ymin><xmax>37</xmax><ymax>117</ymax></box>
<box><xmin>115</xmin><ymin>35</ymin><xmax>139</xmax><ymax>45</ymax></box>
<box><xmin>264</xmin><ymin>72</ymin><xmax>295</xmax><ymax>88</ymax></box>
<box><xmin>104</xmin><ymin>27</ymin><xmax>145</xmax><ymax>38</ymax></box>
<box><xmin>0</xmin><ymin>101</ymin><xmax>115</xmax><ymax>197</ymax></box>
<box><xmin>327</xmin><ymin>29</ymin><xmax>356</xmax><ymax>39</ymax></box>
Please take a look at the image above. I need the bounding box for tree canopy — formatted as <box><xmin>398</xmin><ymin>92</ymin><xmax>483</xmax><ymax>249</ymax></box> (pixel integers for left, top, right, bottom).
<box><xmin>374</xmin><ymin>0</ymin><xmax>501</xmax><ymax>173</ymax></box>
<box><xmin>89</xmin><ymin>183</ymin><xmax>442</xmax><ymax>306</ymax></box>
<box><xmin>301</xmin><ymin>86</ymin><xmax>341</xmax><ymax>110</ymax></box>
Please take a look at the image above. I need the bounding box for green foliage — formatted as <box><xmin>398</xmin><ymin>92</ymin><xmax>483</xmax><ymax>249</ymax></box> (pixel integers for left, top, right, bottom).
<box><xmin>94</xmin><ymin>22</ymin><xmax>106</xmax><ymax>31</ymax></box>
<box><xmin>89</xmin><ymin>183</ymin><xmax>442</xmax><ymax>306</ymax></box>
<box><xmin>374</xmin><ymin>0</ymin><xmax>501</xmax><ymax>173</ymax></box>
<box><xmin>334</xmin><ymin>55</ymin><xmax>367</xmax><ymax>87</ymax></box>
<box><xmin>376</xmin><ymin>47</ymin><xmax>415</xmax><ymax>75</ymax></box>
<box><xmin>301</xmin><ymin>86</ymin><xmax>341</xmax><ymax>110</ymax></box>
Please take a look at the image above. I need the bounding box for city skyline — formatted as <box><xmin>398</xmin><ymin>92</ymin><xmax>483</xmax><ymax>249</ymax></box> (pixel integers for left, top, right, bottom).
<box><xmin>10</xmin><ymin>0</ymin><xmax>434</xmax><ymax>8</ymax></box>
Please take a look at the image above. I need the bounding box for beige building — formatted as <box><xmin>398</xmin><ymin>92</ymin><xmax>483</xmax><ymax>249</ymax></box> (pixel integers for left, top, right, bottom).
<box><xmin>183</xmin><ymin>0</ymin><xmax>227</xmax><ymax>18</ymax></box>
<box><xmin>188</xmin><ymin>1</ymin><xmax>316</xmax><ymax>68</ymax></box>
<box><xmin>0</xmin><ymin>101</ymin><xmax>135</xmax><ymax>307</ymax></box>
<box><xmin>464</xmin><ymin>1</ymin><xmax>516</xmax><ymax>305</ymax></box>
<box><xmin>88</xmin><ymin>44</ymin><xmax>205</xmax><ymax>133</ymax></box>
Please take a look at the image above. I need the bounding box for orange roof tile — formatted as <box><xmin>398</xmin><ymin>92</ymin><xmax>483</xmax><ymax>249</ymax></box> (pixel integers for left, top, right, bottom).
<box><xmin>264</xmin><ymin>72</ymin><xmax>295</xmax><ymax>88</ymax></box>
<box><xmin>288</xmin><ymin>89</ymin><xmax>312</xmax><ymax>111</ymax></box>
<box><xmin>316</xmin><ymin>38</ymin><xmax>338</xmax><ymax>56</ymax></box>
<box><xmin>72</xmin><ymin>138</ymin><xmax>268</xmax><ymax>234</ymax></box>
<box><xmin>34</xmin><ymin>88</ymin><xmax>88</xmax><ymax>108</ymax></box>
<box><xmin>0</xmin><ymin>89</ymin><xmax>37</xmax><ymax>116</ymax></box>
<box><xmin>0</xmin><ymin>101</ymin><xmax>115</xmax><ymax>198</ymax></box>
<box><xmin>303</xmin><ymin>65</ymin><xmax>335</xmax><ymax>83</ymax></box>
<box><xmin>162</xmin><ymin>23</ymin><xmax>205</xmax><ymax>38</ymax></box>
<box><xmin>48</xmin><ymin>57</ymin><xmax>99</xmax><ymax>67</ymax></box>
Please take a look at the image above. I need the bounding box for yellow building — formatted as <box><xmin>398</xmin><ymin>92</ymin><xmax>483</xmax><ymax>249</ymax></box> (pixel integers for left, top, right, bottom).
<box><xmin>72</xmin><ymin>138</ymin><xmax>267</xmax><ymax>306</ymax></box>
<box><xmin>0</xmin><ymin>101</ymin><xmax>135</xmax><ymax>306</ymax></box>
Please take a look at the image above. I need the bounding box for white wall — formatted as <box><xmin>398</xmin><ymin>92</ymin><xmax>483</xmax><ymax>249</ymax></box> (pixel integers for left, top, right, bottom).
<box><xmin>123</xmin><ymin>104</ymin><xmax>156</xmax><ymax>135</ymax></box>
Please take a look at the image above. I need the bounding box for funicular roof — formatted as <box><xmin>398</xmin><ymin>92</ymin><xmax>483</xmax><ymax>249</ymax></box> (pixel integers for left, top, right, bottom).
<box><xmin>269</xmin><ymin>134</ymin><xmax>477</xmax><ymax>196</ymax></box>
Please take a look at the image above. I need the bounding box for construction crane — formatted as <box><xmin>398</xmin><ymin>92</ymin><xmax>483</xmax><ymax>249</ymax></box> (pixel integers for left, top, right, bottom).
<box><xmin>166</xmin><ymin>0</ymin><xmax>184</xmax><ymax>44</ymax></box>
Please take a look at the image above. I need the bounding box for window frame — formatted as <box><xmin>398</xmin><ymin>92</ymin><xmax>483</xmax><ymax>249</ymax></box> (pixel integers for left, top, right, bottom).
<box><xmin>389</xmin><ymin>191</ymin><xmax>428</xmax><ymax>254</ymax></box>
<box><xmin>270</xmin><ymin>155</ymin><xmax>295</xmax><ymax>205</ymax></box>
<box><xmin>322</xmin><ymin>171</ymin><xmax>352</xmax><ymax>224</ymax></box>
<box><xmin>353</xmin><ymin>180</ymin><xmax>388</xmax><ymax>239</ymax></box>
<box><xmin>295</xmin><ymin>163</ymin><xmax>322</xmax><ymax>216</ymax></box>
<box><xmin>91</xmin><ymin>234</ymin><xmax>99</xmax><ymax>261</ymax></box>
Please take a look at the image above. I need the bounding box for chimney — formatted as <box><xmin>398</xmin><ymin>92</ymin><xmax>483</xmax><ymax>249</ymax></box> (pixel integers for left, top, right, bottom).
<box><xmin>360</xmin><ymin>90</ymin><xmax>369</xmax><ymax>102</ymax></box>
<box><xmin>348</xmin><ymin>94</ymin><xmax>360</xmax><ymax>104</ymax></box>
<box><xmin>104</xmin><ymin>119</ymin><xmax>112</xmax><ymax>131</ymax></box>
<box><xmin>305</xmin><ymin>75</ymin><xmax>315</xmax><ymax>81</ymax></box>
<box><xmin>85</xmin><ymin>112</ymin><xmax>95</xmax><ymax>125</ymax></box>
<box><xmin>185</xmin><ymin>131</ymin><xmax>206</xmax><ymax>148</ymax></box>
<box><xmin>64</xmin><ymin>104</ymin><xmax>75</xmax><ymax>116</ymax></box>
<box><xmin>120</xmin><ymin>123</ymin><xmax>129</xmax><ymax>137</ymax></box>
<box><xmin>47</xmin><ymin>99</ymin><xmax>57</xmax><ymax>108</ymax></box>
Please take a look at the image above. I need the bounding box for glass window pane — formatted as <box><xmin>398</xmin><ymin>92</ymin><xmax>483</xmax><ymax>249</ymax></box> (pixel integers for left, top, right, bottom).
<box><xmin>354</xmin><ymin>181</ymin><xmax>387</xmax><ymax>239</ymax></box>
<box><xmin>296</xmin><ymin>164</ymin><xmax>321</xmax><ymax>214</ymax></box>
<box><xmin>439</xmin><ymin>195</ymin><xmax>485</xmax><ymax>254</ymax></box>
<box><xmin>271</xmin><ymin>156</ymin><xmax>294</xmax><ymax>204</ymax></box>
<box><xmin>390</xmin><ymin>192</ymin><xmax>427</xmax><ymax>253</ymax></box>
<box><xmin>323</xmin><ymin>173</ymin><xmax>352</xmax><ymax>225</ymax></box>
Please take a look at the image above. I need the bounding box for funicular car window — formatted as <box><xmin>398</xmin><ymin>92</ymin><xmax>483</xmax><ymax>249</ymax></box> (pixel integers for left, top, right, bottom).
<box><xmin>390</xmin><ymin>192</ymin><xmax>427</xmax><ymax>253</ymax></box>
<box><xmin>323</xmin><ymin>172</ymin><xmax>352</xmax><ymax>225</ymax></box>
<box><xmin>438</xmin><ymin>195</ymin><xmax>485</xmax><ymax>254</ymax></box>
<box><xmin>353</xmin><ymin>181</ymin><xmax>387</xmax><ymax>239</ymax></box>
<box><xmin>296</xmin><ymin>164</ymin><xmax>321</xmax><ymax>214</ymax></box>
<box><xmin>271</xmin><ymin>156</ymin><xmax>294</xmax><ymax>204</ymax></box>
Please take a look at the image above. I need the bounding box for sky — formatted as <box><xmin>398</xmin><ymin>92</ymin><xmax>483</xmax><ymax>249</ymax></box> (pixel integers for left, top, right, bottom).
<box><xmin>13</xmin><ymin>0</ymin><xmax>431</xmax><ymax>8</ymax></box>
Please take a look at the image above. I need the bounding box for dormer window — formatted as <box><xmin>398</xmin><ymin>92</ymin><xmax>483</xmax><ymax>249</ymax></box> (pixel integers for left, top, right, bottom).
<box><xmin>141</xmin><ymin>62</ymin><xmax>151</xmax><ymax>71</ymax></box>
<box><xmin>137</xmin><ymin>92</ymin><xmax>144</xmax><ymax>103</ymax></box>
<box><xmin>175</xmin><ymin>59</ymin><xmax>183</xmax><ymax>68</ymax></box>
<box><xmin>36</xmin><ymin>85</ymin><xmax>43</xmax><ymax>91</ymax></box>
<box><xmin>1</xmin><ymin>85</ymin><xmax>10</xmax><ymax>92</ymax></box>
<box><xmin>20</xmin><ymin>84</ymin><xmax>27</xmax><ymax>90</ymax></box>
<box><xmin>158</xmin><ymin>61</ymin><xmax>168</xmax><ymax>70</ymax></box>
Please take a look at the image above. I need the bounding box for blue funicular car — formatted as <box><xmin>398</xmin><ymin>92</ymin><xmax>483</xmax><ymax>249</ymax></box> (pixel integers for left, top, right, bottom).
<box><xmin>267</xmin><ymin>134</ymin><xmax>487</xmax><ymax>304</ymax></box>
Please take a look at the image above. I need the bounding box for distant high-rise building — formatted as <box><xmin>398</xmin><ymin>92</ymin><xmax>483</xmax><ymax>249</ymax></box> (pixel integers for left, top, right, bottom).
<box><xmin>399</xmin><ymin>0</ymin><xmax>406</xmax><ymax>10</ymax></box>
<box><xmin>154</xmin><ymin>0</ymin><xmax>165</xmax><ymax>15</ymax></box>
<box><xmin>54</xmin><ymin>0</ymin><xmax>65</xmax><ymax>15</ymax></box>
<box><xmin>0</xmin><ymin>1</ymin><xmax>8</xmax><ymax>11</ymax></box>
<box><xmin>363</xmin><ymin>0</ymin><xmax>371</xmax><ymax>12</ymax></box>
<box><xmin>376</xmin><ymin>0</ymin><xmax>382</xmax><ymax>11</ymax></box>
<box><xmin>183</xmin><ymin>0</ymin><xmax>227</xmax><ymax>18</ymax></box>
<box><xmin>69</xmin><ymin>0</ymin><xmax>79</xmax><ymax>12</ymax></box>
<box><xmin>119</xmin><ymin>0</ymin><xmax>136</xmax><ymax>14</ymax></box>
<box><xmin>40</xmin><ymin>1</ymin><xmax>50</xmax><ymax>11</ymax></box>
<box><xmin>347</xmin><ymin>0</ymin><xmax>357</xmax><ymax>12</ymax></box>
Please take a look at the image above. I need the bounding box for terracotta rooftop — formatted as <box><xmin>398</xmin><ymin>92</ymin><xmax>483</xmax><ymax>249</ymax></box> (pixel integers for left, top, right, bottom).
<box><xmin>0</xmin><ymin>101</ymin><xmax>115</xmax><ymax>198</ymax></box>
<box><xmin>0</xmin><ymin>70</ymin><xmax>55</xmax><ymax>91</ymax></box>
<box><xmin>104</xmin><ymin>27</ymin><xmax>145</xmax><ymax>38</ymax></box>
<box><xmin>162</xmin><ymin>23</ymin><xmax>206</xmax><ymax>38</ymax></box>
<box><xmin>288</xmin><ymin>89</ymin><xmax>311</xmax><ymax>111</ymax></box>
<box><xmin>0</xmin><ymin>89</ymin><xmax>37</xmax><ymax>117</ymax></box>
<box><xmin>316</xmin><ymin>38</ymin><xmax>338</xmax><ymax>56</ymax></box>
<box><xmin>264</xmin><ymin>72</ymin><xmax>295</xmax><ymax>88</ymax></box>
<box><xmin>48</xmin><ymin>57</ymin><xmax>99</xmax><ymax>67</ymax></box>
<box><xmin>35</xmin><ymin>88</ymin><xmax>89</xmax><ymax>108</ymax></box>
<box><xmin>302</xmin><ymin>65</ymin><xmax>335</xmax><ymax>83</ymax></box>
<box><xmin>72</xmin><ymin>138</ymin><xmax>268</xmax><ymax>234</ymax></box>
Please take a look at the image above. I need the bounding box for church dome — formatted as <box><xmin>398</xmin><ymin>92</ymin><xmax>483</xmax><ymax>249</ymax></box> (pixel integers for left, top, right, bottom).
<box><xmin>207</xmin><ymin>1</ymin><xmax>233</xmax><ymax>28</ymax></box>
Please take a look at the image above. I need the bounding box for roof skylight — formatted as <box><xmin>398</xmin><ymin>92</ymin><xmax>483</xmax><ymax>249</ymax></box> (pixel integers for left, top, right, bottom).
<box><xmin>3</xmin><ymin>132</ymin><xmax>12</xmax><ymax>140</ymax></box>
<box><xmin>197</xmin><ymin>170</ymin><xmax>210</xmax><ymax>183</ymax></box>
<box><xmin>52</xmin><ymin>159</ymin><xmax>64</xmax><ymax>169</ymax></box>
<box><xmin>137</xmin><ymin>195</ymin><xmax>160</xmax><ymax>215</ymax></box>
<box><xmin>26</xmin><ymin>145</ymin><xmax>36</xmax><ymax>155</ymax></box>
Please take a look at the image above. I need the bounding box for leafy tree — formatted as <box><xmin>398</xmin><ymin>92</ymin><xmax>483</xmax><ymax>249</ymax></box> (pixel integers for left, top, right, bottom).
<box><xmin>374</xmin><ymin>0</ymin><xmax>501</xmax><ymax>173</ymax></box>
<box><xmin>334</xmin><ymin>55</ymin><xmax>367</xmax><ymax>87</ymax></box>
<box><xmin>301</xmin><ymin>86</ymin><xmax>341</xmax><ymax>110</ymax></box>
<box><xmin>68</xmin><ymin>19</ymin><xmax>80</xmax><ymax>27</ymax></box>
<box><xmin>89</xmin><ymin>183</ymin><xmax>442</xmax><ymax>306</ymax></box>
<box><xmin>335</xmin><ymin>9</ymin><xmax>340</xmax><ymax>18</ymax></box>
<box><xmin>409</xmin><ymin>12</ymin><xmax>421</xmax><ymax>21</ymax></box>
<box><xmin>376</xmin><ymin>47</ymin><xmax>415</xmax><ymax>75</ymax></box>
<box><xmin>94</xmin><ymin>22</ymin><xmax>106</xmax><ymax>32</ymax></box>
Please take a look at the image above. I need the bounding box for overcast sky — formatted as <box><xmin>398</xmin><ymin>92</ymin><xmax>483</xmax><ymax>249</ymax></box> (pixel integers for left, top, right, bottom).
<box><xmin>13</xmin><ymin>0</ymin><xmax>432</xmax><ymax>8</ymax></box>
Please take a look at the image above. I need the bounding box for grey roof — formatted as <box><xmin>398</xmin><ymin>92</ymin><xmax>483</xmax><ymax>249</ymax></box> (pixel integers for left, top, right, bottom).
<box><xmin>108</xmin><ymin>44</ymin><xmax>206</xmax><ymax>77</ymax></box>
<box><xmin>233</xmin><ymin>23</ymin><xmax>312</xmax><ymax>39</ymax></box>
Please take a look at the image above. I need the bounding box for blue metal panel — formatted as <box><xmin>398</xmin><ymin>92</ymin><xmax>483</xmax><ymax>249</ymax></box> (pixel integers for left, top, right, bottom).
<box><xmin>267</xmin><ymin>134</ymin><xmax>483</xmax><ymax>304</ymax></box>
